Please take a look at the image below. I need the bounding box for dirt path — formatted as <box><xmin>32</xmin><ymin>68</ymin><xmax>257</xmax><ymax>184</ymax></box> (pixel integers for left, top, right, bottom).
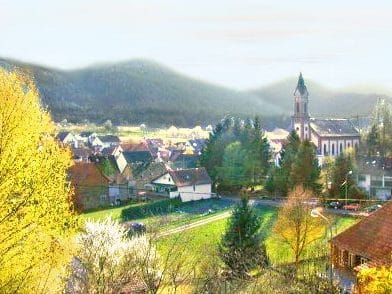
<box><xmin>157</xmin><ymin>211</ymin><xmax>231</xmax><ymax>238</ymax></box>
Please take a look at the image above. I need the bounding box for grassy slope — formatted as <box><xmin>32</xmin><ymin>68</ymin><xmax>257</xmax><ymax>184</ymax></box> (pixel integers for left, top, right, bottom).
<box><xmin>158</xmin><ymin>206</ymin><xmax>359</xmax><ymax>266</ymax></box>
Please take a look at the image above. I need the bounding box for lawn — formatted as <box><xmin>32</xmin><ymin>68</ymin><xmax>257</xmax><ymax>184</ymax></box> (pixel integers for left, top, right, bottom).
<box><xmin>158</xmin><ymin>206</ymin><xmax>359</xmax><ymax>267</ymax></box>
<box><xmin>81</xmin><ymin>198</ymin><xmax>236</xmax><ymax>229</ymax></box>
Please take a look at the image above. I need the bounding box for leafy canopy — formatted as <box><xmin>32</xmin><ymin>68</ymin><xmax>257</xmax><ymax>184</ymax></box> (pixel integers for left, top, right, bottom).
<box><xmin>0</xmin><ymin>69</ymin><xmax>77</xmax><ymax>293</ymax></box>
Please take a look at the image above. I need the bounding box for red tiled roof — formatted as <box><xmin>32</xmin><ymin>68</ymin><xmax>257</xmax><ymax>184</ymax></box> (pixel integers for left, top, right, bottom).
<box><xmin>121</xmin><ymin>142</ymin><xmax>149</xmax><ymax>152</ymax></box>
<box><xmin>331</xmin><ymin>201</ymin><xmax>392</xmax><ymax>266</ymax></box>
<box><xmin>69</xmin><ymin>162</ymin><xmax>110</xmax><ymax>186</ymax></box>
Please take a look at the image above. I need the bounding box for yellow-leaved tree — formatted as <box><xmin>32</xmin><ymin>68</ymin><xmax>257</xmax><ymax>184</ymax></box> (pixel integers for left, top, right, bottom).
<box><xmin>357</xmin><ymin>266</ymin><xmax>392</xmax><ymax>294</ymax></box>
<box><xmin>273</xmin><ymin>186</ymin><xmax>326</xmax><ymax>268</ymax></box>
<box><xmin>0</xmin><ymin>69</ymin><xmax>78</xmax><ymax>293</ymax></box>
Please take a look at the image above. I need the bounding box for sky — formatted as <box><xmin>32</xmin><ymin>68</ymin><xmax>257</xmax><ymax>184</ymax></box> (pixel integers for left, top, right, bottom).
<box><xmin>1</xmin><ymin>0</ymin><xmax>392</xmax><ymax>90</ymax></box>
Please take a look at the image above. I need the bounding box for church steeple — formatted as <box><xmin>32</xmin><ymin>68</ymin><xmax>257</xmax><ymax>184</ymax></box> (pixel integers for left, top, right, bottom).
<box><xmin>294</xmin><ymin>72</ymin><xmax>309</xmax><ymax>96</ymax></box>
<box><xmin>292</xmin><ymin>72</ymin><xmax>310</xmax><ymax>140</ymax></box>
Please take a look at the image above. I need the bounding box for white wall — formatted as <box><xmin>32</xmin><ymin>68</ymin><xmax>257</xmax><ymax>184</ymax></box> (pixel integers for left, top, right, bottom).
<box><xmin>152</xmin><ymin>173</ymin><xmax>174</xmax><ymax>185</ymax></box>
<box><xmin>178</xmin><ymin>184</ymin><xmax>211</xmax><ymax>202</ymax></box>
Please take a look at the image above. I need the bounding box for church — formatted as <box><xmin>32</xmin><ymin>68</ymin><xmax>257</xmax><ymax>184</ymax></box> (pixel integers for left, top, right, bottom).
<box><xmin>292</xmin><ymin>73</ymin><xmax>360</xmax><ymax>162</ymax></box>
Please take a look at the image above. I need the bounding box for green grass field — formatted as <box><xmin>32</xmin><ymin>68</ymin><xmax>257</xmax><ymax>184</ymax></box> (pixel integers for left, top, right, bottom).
<box><xmin>81</xmin><ymin>198</ymin><xmax>236</xmax><ymax>229</ymax></box>
<box><xmin>158</xmin><ymin>206</ymin><xmax>359</xmax><ymax>267</ymax></box>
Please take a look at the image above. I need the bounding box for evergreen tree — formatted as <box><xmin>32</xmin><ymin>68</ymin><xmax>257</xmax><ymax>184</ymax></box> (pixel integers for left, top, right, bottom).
<box><xmin>289</xmin><ymin>140</ymin><xmax>322</xmax><ymax>194</ymax></box>
<box><xmin>219</xmin><ymin>197</ymin><xmax>269</xmax><ymax>277</ymax></box>
<box><xmin>267</xmin><ymin>130</ymin><xmax>300</xmax><ymax>196</ymax></box>
<box><xmin>218</xmin><ymin>141</ymin><xmax>249</xmax><ymax>189</ymax></box>
<box><xmin>366</xmin><ymin>124</ymin><xmax>379</xmax><ymax>156</ymax></box>
<box><xmin>330</xmin><ymin>152</ymin><xmax>356</xmax><ymax>198</ymax></box>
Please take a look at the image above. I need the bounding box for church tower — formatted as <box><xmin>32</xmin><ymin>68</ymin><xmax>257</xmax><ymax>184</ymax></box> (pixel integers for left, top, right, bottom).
<box><xmin>292</xmin><ymin>73</ymin><xmax>310</xmax><ymax>140</ymax></box>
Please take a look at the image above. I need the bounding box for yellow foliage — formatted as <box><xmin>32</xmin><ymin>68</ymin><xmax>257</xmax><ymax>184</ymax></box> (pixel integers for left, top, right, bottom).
<box><xmin>357</xmin><ymin>266</ymin><xmax>392</xmax><ymax>294</ymax></box>
<box><xmin>0</xmin><ymin>69</ymin><xmax>78</xmax><ymax>293</ymax></box>
<box><xmin>273</xmin><ymin>186</ymin><xmax>326</xmax><ymax>266</ymax></box>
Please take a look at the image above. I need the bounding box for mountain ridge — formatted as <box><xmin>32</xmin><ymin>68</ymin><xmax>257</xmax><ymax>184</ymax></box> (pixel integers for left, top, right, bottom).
<box><xmin>0</xmin><ymin>57</ymin><xmax>388</xmax><ymax>127</ymax></box>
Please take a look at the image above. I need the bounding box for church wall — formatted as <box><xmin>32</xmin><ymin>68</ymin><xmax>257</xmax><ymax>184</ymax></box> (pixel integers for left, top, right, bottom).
<box><xmin>338</xmin><ymin>140</ymin><xmax>345</xmax><ymax>155</ymax></box>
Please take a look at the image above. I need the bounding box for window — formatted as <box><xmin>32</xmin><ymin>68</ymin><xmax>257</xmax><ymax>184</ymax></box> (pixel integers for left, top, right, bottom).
<box><xmin>332</xmin><ymin>143</ymin><xmax>335</xmax><ymax>155</ymax></box>
<box><xmin>323</xmin><ymin>144</ymin><xmax>327</xmax><ymax>155</ymax></box>
<box><xmin>193</xmin><ymin>184</ymin><xmax>196</xmax><ymax>191</ymax></box>
<box><xmin>347</xmin><ymin>142</ymin><xmax>351</xmax><ymax>148</ymax></box>
<box><xmin>340</xmin><ymin>143</ymin><xmax>343</xmax><ymax>153</ymax></box>
<box><xmin>296</xmin><ymin>102</ymin><xmax>300</xmax><ymax>113</ymax></box>
<box><xmin>304</xmin><ymin>102</ymin><xmax>307</xmax><ymax>114</ymax></box>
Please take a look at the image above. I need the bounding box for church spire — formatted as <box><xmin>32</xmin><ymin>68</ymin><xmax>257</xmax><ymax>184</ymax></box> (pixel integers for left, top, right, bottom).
<box><xmin>295</xmin><ymin>72</ymin><xmax>308</xmax><ymax>96</ymax></box>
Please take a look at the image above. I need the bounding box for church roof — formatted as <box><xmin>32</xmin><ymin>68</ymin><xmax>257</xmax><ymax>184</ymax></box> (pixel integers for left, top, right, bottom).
<box><xmin>310</xmin><ymin>118</ymin><xmax>360</xmax><ymax>137</ymax></box>
<box><xmin>294</xmin><ymin>72</ymin><xmax>309</xmax><ymax>96</ymax></box>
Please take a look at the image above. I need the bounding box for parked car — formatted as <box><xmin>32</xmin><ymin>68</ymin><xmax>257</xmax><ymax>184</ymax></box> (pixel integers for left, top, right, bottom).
<box><xmin>364</xmin><ymin>204</ymin><xmax>382</xmax><ymax>213</ymax></box>
<box><xmin>327</xmin><ymin>201</ymin><xmax>343</xmax><ymax>210</ymax></box>
<box><xmin>124</xmin><ymin>222</ymin><xmax>146</xmax><ymax>236</ymax></box>
<box><xmin>342</xmin><ymin>203</ymin><xmax>361</xmax><ymax>211</ymax></box>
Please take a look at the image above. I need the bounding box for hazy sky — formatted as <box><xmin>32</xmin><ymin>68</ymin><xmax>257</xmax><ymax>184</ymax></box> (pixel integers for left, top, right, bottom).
<box><xmin>1</xmin><ymin>0</ymin><xmax>392</xmax><ymax>89</ymax></box>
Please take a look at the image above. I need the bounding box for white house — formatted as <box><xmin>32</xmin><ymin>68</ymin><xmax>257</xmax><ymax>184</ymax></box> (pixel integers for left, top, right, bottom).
<box><xmin>79</xmin><ymin>131</ymin><xmax>98</xmax><ymax>145</ymax></box>
<box><xmin>151</xmin><ymin>167</ymin><xmax>212</xmax><ymax>202</ymax></box>
<box><xmin>56</xmin><ymin>131</ymin><xmax>78</xmax><ymax>147</ymax></box>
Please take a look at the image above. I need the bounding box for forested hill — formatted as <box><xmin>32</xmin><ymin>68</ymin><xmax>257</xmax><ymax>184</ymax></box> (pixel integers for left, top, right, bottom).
<box><xmin>249</xmin><ymin>77</ymin><xmax>389</xmax><ymax>119</ymax></box>
<box><xmin>0</xmin><ymin>58</ymin><xmax>283</xmax><ymax>127</ymax></box>
<box><xmin>0</xmin><ymin>58</ymin><xmax>388</xmax><ymax>127</ymax></box>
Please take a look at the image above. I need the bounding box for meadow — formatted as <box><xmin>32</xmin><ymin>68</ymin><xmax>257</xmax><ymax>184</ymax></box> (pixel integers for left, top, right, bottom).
<box><xmin>157</xmin><ymin>206</ymin><xmax>359</xmax><ymax>267</ymax></box>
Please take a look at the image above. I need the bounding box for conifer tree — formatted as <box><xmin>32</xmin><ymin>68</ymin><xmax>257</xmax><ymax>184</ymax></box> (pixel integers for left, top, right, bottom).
<box><xmin>219</xmin><ymin>197</ymin><xmax>269</xmax><ymax>277</ymax></box>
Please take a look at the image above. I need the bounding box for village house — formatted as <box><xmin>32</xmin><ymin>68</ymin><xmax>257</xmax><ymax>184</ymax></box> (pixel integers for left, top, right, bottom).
<box><xmin>292</xmin><ymin>73</ymin><xmax>360</xmax><ymax>164</ymax></box>
<box><xmin>151</xmin><ymin>167</ymin><xmax>212</xmax><ymax>202</ymax></box>
<box><xmin>331</xmin><ymin>201</ymin><xmax>392</xmax><ymax>284</ymax></box>
<box><xmin>264</xmin><ymin>128</ymin><xmax>290</xmax><ymax>166</ymax></box>
<box><xmin>56</xmin><ymin>131</ymin><xmax>78</xmax><ymax>147</ymax></box>
<box><xmin>133</xmin><ymin>161</ymin><xmax>168</xmax><ymax>190</ymax></box>
<box><xmin>79</xmin><ymin>131</ymin><xmax>98</xmax><ymax>145</ymax></box>
<box><xmin>71</xmin><ymin>147</ymin><xmax>93</xmax><ymax>162</ymax></box>
<box><xmin>357</xmin><ymin>162</ymin><xmax>392</xmax><ymax>200</ymax></box>
<box><xmin>97</xmin><ymin>135</ymin><xmax>121</xmax><ymax>148</ymax></box>
<box><xmin>69</xmin><ymin>162</ymin><xmax>110</xmax><ymax>211</ymax></box>
<box><xmin>187</xmin><ymin>139</ymin><xmax>207</xmax><ymax>155</ymax></box>
<box><xmin>101</xmin><ymin>145</ymin><xmax>123</xmax><ymax>157</ymax></box>
<box><xmin>170</xmin><ymin>152</ymin><xmax>199</xmax><ymax>169</ymax></box>
<box><xmin>122</xmin><ymin>150</ymin><xmax>153</xmax><ymax>172</ymax></box>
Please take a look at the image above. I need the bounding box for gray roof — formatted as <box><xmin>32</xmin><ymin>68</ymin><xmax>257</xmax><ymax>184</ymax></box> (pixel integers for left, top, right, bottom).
<box><xmin>169</xmin><ymin>167</ymin><xmax>211</xmax><ymax>187</ymax></box>
<box><xmin>98</xmin><ymin>135</ymin><xmax>121</xmax><ymax>143</ymax></box>
<box><xmin>310</xmin><ymin>118</ymin><xmax>360</xmax><ymax>137</ymax></box>
<box><xmin>56</xmin><ymin>131</ymin><xmax>71</xmax><ymax>142</ymax></box>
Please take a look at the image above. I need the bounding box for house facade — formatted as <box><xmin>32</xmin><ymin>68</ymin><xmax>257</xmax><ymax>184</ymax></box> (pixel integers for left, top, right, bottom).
<box><xmin>152</xmin><ymin>167</ymin><xmax>212</xmax><ymax>202</ymax></box>
<box><xmin>292</xmin><ymin>73</ymin><xmax>360</xmax><ymax>163</ymax></box>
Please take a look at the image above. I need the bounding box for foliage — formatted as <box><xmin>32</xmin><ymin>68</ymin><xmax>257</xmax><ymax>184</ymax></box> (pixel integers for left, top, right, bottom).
<box><xmin>200</xmin><ymin>116</ymin><xmax>271</xmax><ymax>191</ymax></box>
<box><xmin>218</xmin><ymin>141</ymin><xmax>250</xmax><ymax>189</ymax></box>
<box><xmin>219</xmin><ymin>197</ymin><xmax>269</xmax><ymax>277</ymax></box>
<box><xmin>71</xmin><ymin>218</ymin><xmax>159</xmax><ymax>294</ymax></box>
<box><xmin>0</xmin><ymin>69</ymin><xmax>78</xmax><ymax>293</ymax></box>
<box><xmin>330</xmin><ymin>151</ymin><xmax>357</xmax><ymax>199</ymax></box>
<box><xmin>273</xmin><ymin>186</ymin><xmax>326</xmax><ymax>267</ymax></box>
<box><xmin>357</xmin><ymin>266</ymin><xmax>392</xmax><ymax>294</ymax></box>
<box><xmin>267</xmin><ymin>131</ymin><xmax>322</xmax><ymax>196</ymax></box>
<box><xmin>289</xmin><ymin>140</ymin><xmax>322</xmax><ymax>195</ymax></box>
<box><xmin>366</xmin><ymin>98</ymin><xmax>392</xmax><ymax>157</ymax></box>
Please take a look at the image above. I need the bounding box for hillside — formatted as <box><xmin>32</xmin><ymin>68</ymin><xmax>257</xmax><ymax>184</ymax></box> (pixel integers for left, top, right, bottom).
<box><xmin>0</xmin><ymin>58</ymin><xmax>388</xmax><ymax>127</ymax></box>
<box><xmin>0</xmin><ymin>58</ymin><xmax>282</xmax><ymax>127</ymax></box>
<box><xmin>250</xmin><ymin>77</ymin><xmax>389</xmax><ymax>118</ymax></box>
